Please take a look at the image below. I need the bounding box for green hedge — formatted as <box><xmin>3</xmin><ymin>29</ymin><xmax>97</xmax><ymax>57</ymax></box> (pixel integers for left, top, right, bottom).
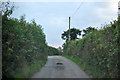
<box><xmin>2</xmin><ymin>2</ymin><xmax>62</xmax><ymax>78</ymax></box>
<box><xmin>47</xmin><ymin>46</ymin><xmax>62</xmax><ymax>56</ymax></box>
<box><xmin>63</xmin><ymin>17</ymin><xmax>119</xmax><ymax>78</ymax></box>
<box><xmin>2</xmin><ymin>14</ymin><xmax>49</xmax><ymax>78</ymax></box>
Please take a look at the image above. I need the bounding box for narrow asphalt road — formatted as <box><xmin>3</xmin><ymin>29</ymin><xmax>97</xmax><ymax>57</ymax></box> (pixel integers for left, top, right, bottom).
<box><xmin>31</xmin><ymin>56</ymin><xmax>90</xmax><ymax>78</ymax></box>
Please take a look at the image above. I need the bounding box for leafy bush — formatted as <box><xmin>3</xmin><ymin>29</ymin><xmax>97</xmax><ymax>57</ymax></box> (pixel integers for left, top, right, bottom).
<box><xmin>63</xmin><ymin>17</ymin><xmax>119</xmax><ymax>78</ymax></box>
<box><xmin>2</xmin><ymin>2</ymin><xmax>61</xmax><ymax>78</ymax></box>
<box><xmin>2</xmin><ymin>14</ymin><xmax>48</xmax><ymax>78</ymax></box>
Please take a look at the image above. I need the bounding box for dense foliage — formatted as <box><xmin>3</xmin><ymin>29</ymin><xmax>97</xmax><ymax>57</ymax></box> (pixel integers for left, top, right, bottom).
<box><xmin>63</xmin><ymin>17</ymin><xmax>120</xmax><ymax>78</ymax></box>
<box><xmin>82</xmin><ymin>27</ymin><xmax>97</xmax><ymax>37</ymax></box>
<box><xmin>2</xmin><ymin>15</ymin><xmax>47</xmax><ymax>78</ymax></box>
<box><xmin>47</xmin><ymin>46</ymin><xmax>62</xmax><ymax>56</ymax></box>
<box><xmin>61</xmin><ymin>28</ymin><xmax>81</xmax><ymax>41</ymax></box>
<box><xmin>2</xmin><ymin>2</ymin><xmax>60</xmax><ymax>78</ymax></box>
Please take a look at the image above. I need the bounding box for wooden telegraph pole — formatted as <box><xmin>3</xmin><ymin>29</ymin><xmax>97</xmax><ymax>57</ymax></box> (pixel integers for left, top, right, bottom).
<box><xmin>69</xmin><ymin>16</ymin><xmax>70</xmax><ymax>40</ymax></box>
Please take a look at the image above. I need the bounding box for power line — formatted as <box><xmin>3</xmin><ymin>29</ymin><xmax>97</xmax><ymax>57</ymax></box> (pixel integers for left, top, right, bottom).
<box><xmin>68</xmin><ymin>0</ymin><xmax>84</xmax><ymax>40</ymax></box>
<box><xmin>71</xmin><ymin>0</ymin><xmax>84</xmax><ymax>18</ymax></box>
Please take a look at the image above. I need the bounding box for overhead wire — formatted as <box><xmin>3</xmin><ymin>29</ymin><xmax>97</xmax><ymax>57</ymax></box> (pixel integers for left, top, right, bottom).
<box><xmin>71</xmin><ymin>0</ymin><xmax>84</xmax><ymax>18</ymax></box>
<box><xmin>69</xmin><ymin>0</ymin><xmax>85</xmax><ymax>30</ymax></box>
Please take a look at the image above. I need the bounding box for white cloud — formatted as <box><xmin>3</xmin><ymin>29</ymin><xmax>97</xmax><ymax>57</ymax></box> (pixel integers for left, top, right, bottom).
<box><xmin>107</xmin><ymin>1</ymin><xmax>118</xmax><ymax>12</ymax></box>
<box><xmin>96</xmin><ymin>1</ymin><xmax>118</xmax><ymax>22</ymax></box>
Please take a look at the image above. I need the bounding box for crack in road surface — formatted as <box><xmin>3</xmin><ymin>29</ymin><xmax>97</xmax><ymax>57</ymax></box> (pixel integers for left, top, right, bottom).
<box><xmin>31</xmin><ymin>56</ymin><xmax>90</xmax><ymax>78</ymax></box>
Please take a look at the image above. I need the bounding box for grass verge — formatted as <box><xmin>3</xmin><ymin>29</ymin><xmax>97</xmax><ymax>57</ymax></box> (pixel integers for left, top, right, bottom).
<box><xmin>13</xmin><ymin>60</ymin><xmax>46</xmax><ymax>78</ymax></box>
<box><xmin>63</xmin><ymin>55</ymin><xmax>105</xmax><ymax>78</ymax></box>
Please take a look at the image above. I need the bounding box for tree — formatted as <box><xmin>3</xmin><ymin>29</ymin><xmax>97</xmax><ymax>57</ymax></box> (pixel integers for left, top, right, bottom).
<box><xmin>2</xmin><ymin>2</ymin><xmax>14</xmax><ymax>18</ymax></box>
<box><xmin>82</xmin><ymin>27</ymin><xmax>97</xmax><ymax>37</ymax></box>
<box><xmin>61</xmin><ymin>28</ymin><xmax>81</xmax><ymax>41</ymax></box>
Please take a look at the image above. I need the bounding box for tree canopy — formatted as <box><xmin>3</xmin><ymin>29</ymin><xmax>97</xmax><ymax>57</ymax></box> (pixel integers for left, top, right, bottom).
<box><xmin>61</xmin><ymin>28</ymin><xmax>81</xmax><ymax>41</ymax></box>
<box><xmin>82</xmin><ymin>27</ymin><xmax>97</xmax><ymax>37</ymax></box>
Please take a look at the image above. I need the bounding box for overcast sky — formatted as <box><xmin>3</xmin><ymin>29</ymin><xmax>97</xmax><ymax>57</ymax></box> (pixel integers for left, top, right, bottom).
<box><xmin>8</xmin><ymin>0</ymin><xmax>119</xmax><ymax>48</ymax></box>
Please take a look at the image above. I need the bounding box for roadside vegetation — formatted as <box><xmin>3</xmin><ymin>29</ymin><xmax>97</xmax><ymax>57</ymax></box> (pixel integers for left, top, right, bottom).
<box><xmin>2</xmin><ymin>2</ymin><xmax>60</xmax><ymax>78</ymax></box>
<box><xmin>62</xmin><ymin>17</ymin><xmax>120</xmax><ymax>78</ymax></box>
<box><xmin>47</xmin><ymin>46</ymin><xmax>62</xmax><ymax>56</ymax></box>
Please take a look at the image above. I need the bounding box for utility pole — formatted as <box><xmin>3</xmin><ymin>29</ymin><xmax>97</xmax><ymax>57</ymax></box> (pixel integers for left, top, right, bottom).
<box><xmin>69</xmin><ymin>16</ymin><xmax>70</xmax><ymax>40</ymax></box>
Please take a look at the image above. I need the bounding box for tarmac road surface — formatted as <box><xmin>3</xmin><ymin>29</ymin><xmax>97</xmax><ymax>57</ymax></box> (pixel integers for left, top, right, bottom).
<box><xmin>31</xmin><ymin>56</ymin><xmax>90</xmax><ymax>78</ymax></box>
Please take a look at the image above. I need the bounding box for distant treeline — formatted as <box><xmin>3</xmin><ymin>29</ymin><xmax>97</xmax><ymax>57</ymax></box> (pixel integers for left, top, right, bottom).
<box><xmin>47</xmin><ymin>46</ymin><xmax>62</xmax><ymax>56</ymax></box>
<box><xmin>63</xmin><ymin>17</ymin><xmax>120</xmax><ymax>78</ymax></box>
<box><xmin>2</xmin><ymin>2</ymin><xmax>61</xmax><ymax>78</ymax></box>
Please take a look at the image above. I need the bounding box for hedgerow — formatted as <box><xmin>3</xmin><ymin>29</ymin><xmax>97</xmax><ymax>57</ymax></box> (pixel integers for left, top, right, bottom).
<box><xmin>63</xmin><ymin>17</ymin><xmax>120</xmax><ymax>78</ymax></box>
<box><xmin>2</xmin><ymin>2</ymin><xmax>60</xmax><ymax>78</ymax></box>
